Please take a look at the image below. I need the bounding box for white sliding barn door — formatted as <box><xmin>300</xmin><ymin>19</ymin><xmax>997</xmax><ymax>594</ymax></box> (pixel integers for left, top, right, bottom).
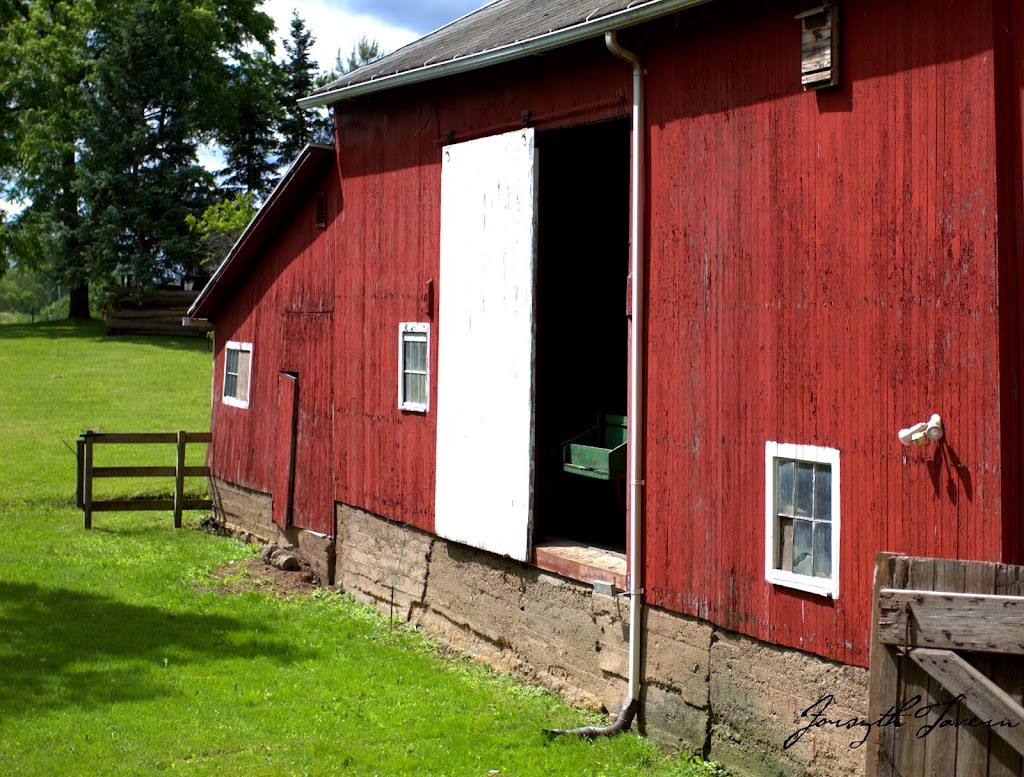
<box><xmin>434</xmin><ymin>128</ymin><xmax>538</xmax><ymax>561</ymax></box>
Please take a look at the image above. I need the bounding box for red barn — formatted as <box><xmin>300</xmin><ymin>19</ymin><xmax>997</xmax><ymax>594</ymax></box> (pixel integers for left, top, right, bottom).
<box><xmin>190</xmin><ymin>0</ymin><xmax>1023</xmax><ymax>773</ymax></box>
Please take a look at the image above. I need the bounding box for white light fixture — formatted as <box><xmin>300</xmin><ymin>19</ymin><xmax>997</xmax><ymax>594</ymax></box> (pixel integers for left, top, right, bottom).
<box><xmin>898</xmin><ymin>414</ymin><xmax>944</xmax><ymax>446</ymax></box>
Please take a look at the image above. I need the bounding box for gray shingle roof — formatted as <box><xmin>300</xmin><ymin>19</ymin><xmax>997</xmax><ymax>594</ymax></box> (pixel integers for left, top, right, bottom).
<box><xmin>303</xmin><ymin>0</ymin><xmax>710</xmax><ymax>106</ymax></box>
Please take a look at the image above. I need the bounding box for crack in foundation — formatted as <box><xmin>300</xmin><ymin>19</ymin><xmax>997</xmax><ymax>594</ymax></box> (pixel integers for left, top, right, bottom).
<box><xmin>703</xmin><ymin>628</ymin><xmax>718</xmax><ymax>760</ymax></box>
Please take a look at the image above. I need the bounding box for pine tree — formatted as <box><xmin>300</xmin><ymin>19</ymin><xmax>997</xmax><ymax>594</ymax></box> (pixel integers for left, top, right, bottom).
<box><xmin>342</xmin><ymin>36</ymin><xmax>382</xmax><ymax>74</ymax></box>
<box><xmin>278</xmin><ymin>12</ymin><xmax>331</xmax><ymax>164</ymax></box>
<box><xmin>220</xmin><ymin>53</ymin><xmax>284</xmax><ymax>197</ymax></box>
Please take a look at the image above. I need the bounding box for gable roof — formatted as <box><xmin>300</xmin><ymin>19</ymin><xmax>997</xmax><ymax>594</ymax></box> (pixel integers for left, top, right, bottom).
<box><xmin>300</xmin><ymin>0</ymin><xmax>712</xmax><ymax>109</ymax></box>
<box><xmin>188</xmin><ymin>144</ymin><xmax>335</xmax><ymax>320</ymax></box>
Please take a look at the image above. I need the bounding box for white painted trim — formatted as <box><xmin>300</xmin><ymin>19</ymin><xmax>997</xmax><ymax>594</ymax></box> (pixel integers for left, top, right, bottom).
<box><xmin>764</xmin><ymin>441</ymin><xmax>840</xmax><ymax>599</ymax></box>
<box><xmin>222</xmin><ymin>340</ymin><xmax>253</xmax><ymax>409</ymax></box>
<box><xmin>398</xmin><ymin>322</ymin><xmax>430</xmax><ymax>413</ymax></box>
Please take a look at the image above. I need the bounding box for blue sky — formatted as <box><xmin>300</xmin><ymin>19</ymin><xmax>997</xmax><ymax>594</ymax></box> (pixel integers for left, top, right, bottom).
<box><xmin>264</xmin><ymin>0</ymin><xmax>488</xmax><ymax>73</ymax></box>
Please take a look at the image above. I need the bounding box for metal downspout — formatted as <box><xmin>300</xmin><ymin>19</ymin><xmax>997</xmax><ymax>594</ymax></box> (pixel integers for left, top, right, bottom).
<box><xmin>548</xmin><ymin>29</ymin><xmax>645</xmax><ymax>739</ymax></box>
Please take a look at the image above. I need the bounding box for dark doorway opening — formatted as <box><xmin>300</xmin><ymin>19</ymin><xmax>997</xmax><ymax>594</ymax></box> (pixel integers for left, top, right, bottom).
<box><xmin>533</xmin><ymin>119</ymin><xmax>630</xmax><ymax>553</ymax></box>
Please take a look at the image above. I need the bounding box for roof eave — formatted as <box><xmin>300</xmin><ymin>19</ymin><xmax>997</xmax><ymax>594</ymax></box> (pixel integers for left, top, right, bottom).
<box><xmin>298</xmin><ymin>0</ymin><xmax>712</xmax><ymax>109</ymax></box>
<box><xmin>187</xmin><ymin>143</ymin><xmax>335</xmax><ymax>320</ymax></box>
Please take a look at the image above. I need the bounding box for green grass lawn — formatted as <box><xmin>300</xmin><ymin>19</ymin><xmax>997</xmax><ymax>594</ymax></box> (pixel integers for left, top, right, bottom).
<box><xmin>0</xmin><ymin>320</ymin><xmax>724</xmax><ymax>776</ymax></box>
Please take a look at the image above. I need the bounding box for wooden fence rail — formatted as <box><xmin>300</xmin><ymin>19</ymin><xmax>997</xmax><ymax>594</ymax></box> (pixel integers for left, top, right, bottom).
<box><xmin>865</xmin><ymin>553</ymin><xmax>1024</xmax><ymax>776</ymax></box>
<box><xmin>76</xmin><ymin>430</ymin><xmax>212</xmax><ymax>529</ymax></box>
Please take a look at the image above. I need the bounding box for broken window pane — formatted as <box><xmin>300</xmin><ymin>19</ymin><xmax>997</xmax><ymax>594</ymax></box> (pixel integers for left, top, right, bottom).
<box><xmin>779</xmin><ymin>516</ymin><xmax>794</xmax><ymax>571</ymax></box>
<box><xmin>793</xmin><ymin>518</ymin><xmax>812</xmax><ymax>575</ymax></box>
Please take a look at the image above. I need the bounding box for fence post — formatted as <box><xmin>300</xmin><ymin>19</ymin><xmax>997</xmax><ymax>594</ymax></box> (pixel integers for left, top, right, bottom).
<box><xmin>174</xmin><ymin>430</ymin><xmax>186</xmax><ymax>529</ymax></box>
<box><xmin>76</xmin><ymin>437</ymin><xmax>84</xmax><ymax>509</ymax></box>
<box><xmin>83</xmin><ymin>432</ymin><xmax>94</xmax><ymax>530</ymax></box>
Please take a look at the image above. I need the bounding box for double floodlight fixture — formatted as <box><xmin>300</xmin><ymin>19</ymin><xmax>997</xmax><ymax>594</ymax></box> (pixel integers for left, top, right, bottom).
<box><xmin>898</xmin><ymin>414</ymin><xmax>944</xmax><ymax>446</ymax></box>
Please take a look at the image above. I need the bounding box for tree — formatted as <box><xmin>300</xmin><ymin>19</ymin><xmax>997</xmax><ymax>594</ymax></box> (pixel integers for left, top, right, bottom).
<box><xmin>185</xmin><ymin>191</ymin><xmax>257</xmax><ymax>271</ymax></box>
<box><xmin>0</xmin><ymin>0</ymin><xmax>276</xmax><ymax>317</ymax></box>
<box><xmin>339</xmin><ymin>36</ymin><xmax>381</xmax><ymax>75</ymax></box>
<box><xmin>0</xmin><ymin>0</ymin><xmax>97</xmax><ymax>316</ymax></box>
<box><xmin>0</xmin><ymin>264</ymin><xmax>57</xmax><ymax>318</ymax></box>
<box><xmin>218</xmin><ymin>53</ymin><xmax>283</xmax><ymax>198</ymax></box>
<box><xmin>278</xmin><ymin>11</ymin><xmax>330</xmax><ymax>164</ymax></box>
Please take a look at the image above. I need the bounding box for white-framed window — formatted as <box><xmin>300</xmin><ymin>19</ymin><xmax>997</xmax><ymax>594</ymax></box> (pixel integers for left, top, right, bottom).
<box><xmin>222</xmin><ymin>341</ymin><xmax>253</xmax><ymax>409</ymax></box>
<box><xmin>398</xmin><ymin>323</ymin><xmax>429</xmax><ymax>412</ymax></box>
<box><xmin>765</xmin><ymin>442</ymin><xmax>840</xmax><ymax>598</ymax></box>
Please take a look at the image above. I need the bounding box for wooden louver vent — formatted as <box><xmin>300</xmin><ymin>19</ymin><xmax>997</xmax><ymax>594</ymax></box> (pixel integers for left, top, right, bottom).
<box><xmin>796</xmin><ymin>5</ymin><xmax>838</xmax><ymax>90</ymax></box>
<box><xmin>315</xmin><ymin>192</ymin><xmax>327</xmax><ymax>228</ymax></box>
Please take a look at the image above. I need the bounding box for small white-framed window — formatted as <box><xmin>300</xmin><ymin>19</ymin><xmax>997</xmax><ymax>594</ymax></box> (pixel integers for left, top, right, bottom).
<box><xmin>398</xmin><ymin>323</ymin><xmax>429</xmax><ymax>412</ymax></box>
<box><xmin>223</xmin><ymin>341</ymin><xmax>253</xmax><ymax>409</ymax></box>
<box><xmin>765</xmin><ymin>442</ymin><xmax>839</xmax><ymax>598</ymax></box>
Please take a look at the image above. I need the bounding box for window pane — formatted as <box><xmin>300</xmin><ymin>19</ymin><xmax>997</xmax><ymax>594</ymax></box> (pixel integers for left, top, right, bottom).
<box><xmin>416</xmin><ymin>340</ymin><xmax>426</xmax><ymax>373</ymax></box>
<box><xmin>815</xmin><ymin>464</ymin><xmax>831</xmax><ymax>521</ymax></box>
<box><xmin>404</xmin><ymin>340</ymin><xmax>417</xmax><ymax>372</ymax></box>
<box><xmin>813</xmin><ymin>522</ymin><xmax>832</xmax><ymax>578</ymax></box>
<box><xmin>237</xmin><ymin>352</ymin><xmax>251</xmax><ymax>402</ymax></box>
<box><xmin>412</xmin><ymin>374</ymin><xmax>426</xmax><ymax>405</ymax></box>
<box><xmin>778</xmin><ymin>516</ymin><xmax>793</xmax><ymax>571</ymax></box>
<box><xmin>795</xmin><ymin>462</ymin><xmax>814</xmax><ymax>517</ymax></box>
<box><xmin>776</xmin><ymin>460</ymin><xmax>794</xmax><ymax>516</ymax></box>
<box><xmin>404</xmin><ymin>373</ymin><xmax>414</xmax><ymax>404</ymax></box>
<box><xmin>224</xmin><ymin>373</ymin><xmax>237</xmax><ymax>398</ymax></box>
<box><xmin>226</xmin><ymin>348</ymin><xmax>238</xmax><ymax>374</ymax></box>
<box><xmin>793</xmin><ymin>519</ymin><xmax>812</xmax><ymax>575</ymax></box>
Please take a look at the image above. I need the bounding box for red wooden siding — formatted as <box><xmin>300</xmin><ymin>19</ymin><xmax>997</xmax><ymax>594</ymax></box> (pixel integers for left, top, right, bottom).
<box><xmin>205</xmin><ymin>0</ymin><xmax>1022</xmax><ymax>669</ymax></box>
<box><xmin>642</xmin><ymin>0</ymin><xmax>1011</xmax><ymax>666</ymax></box>
<box><xmin>209</xmin><ymin>166</ymin><xmax>338</xmax><ymax>536</ymax></box>
<box><xmin>331</xmin><ymin>45</ymin><xmax>632</xmax><ymax>535</ymax></box>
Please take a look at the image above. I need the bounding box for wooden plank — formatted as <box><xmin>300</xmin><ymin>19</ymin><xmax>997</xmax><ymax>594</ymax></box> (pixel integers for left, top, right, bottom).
<box><xmin>91</xmin><ymin>499</ymin><xmax>175</xmax><ymax>512</ymax></box>
<box><xmin>891</xmin><ymin>556</ymin><xmax>935</xmax><ymax>776</ymax></box>
<box><xmin>989</xmin><ymin>566</ymin><xmax>1024</xmax><ymax>776</ymax></box>
<box><xmin>90</xmin><ymin>499</ymin><xmax>211</xmax><ymax>512</ymax></box>
<box><xmin>88</xmin><ymin>433</ymin><xmax>179</xmax><ymax>444</ymax></box>
<box><xmin>955</xmin><ymin>562</ymin><xmax>998</xmax><ymax>774</ymax></box>
<box><xmin>922</xmin><ymin>559</ymin><xmax>967</xmax><ymax>777</ymax></box>
<box><xmin>273</xmin><ymin>374</ymin><xmax>298</xmax><ymax>529</ymax></box>
<box><xmin>534</xmin><ymin>545</ymin><xmax>628</xmax><ymax>591</ymax></box>
<box><xmin>865</xmin><ymin>553</ymin><xmax>898</xmax><ymax>777</ymax></box>
<box><xmin>909</xmin><ymin>649</ymin><xmax>1024</xmax><ymax>757</ymax></box>
<box><xmin>92</xmin><ymin>466</ymin><xmax>208</xmax><ymax>478</ymax></box>
<box><xmin>878</xmin><ymin>589</ymin><xmax>1024</xmax><ymax>654</ymax></box>
<box><xmin>87</xmin><ymin>432</ymin><xmax>212</xmax><ymax>444</ymax></box>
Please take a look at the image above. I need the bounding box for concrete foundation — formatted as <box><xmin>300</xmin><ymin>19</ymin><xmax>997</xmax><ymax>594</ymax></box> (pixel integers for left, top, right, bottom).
<box><xmin>208</xmin><ymin>479</ymin><xmax>868</xmax><ymax>776</ymax></box>
<box><xmin>336</xmin><ymin>503</ymin><xmax>868</xmax><ymax>776</ymax></box>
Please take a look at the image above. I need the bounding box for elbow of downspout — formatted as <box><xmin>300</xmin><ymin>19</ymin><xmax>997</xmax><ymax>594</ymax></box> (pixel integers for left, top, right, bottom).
<box><xmin>545</xmin><ymin>698</ymin><xmax>640</xmax><ymax>739</ymax></box>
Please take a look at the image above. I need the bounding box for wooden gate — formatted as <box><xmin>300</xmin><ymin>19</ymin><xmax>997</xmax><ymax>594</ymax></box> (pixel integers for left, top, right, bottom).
<box><xmin>866</xmin><ymin>553</ymin><xmax>1024</xmax><ymax>776</ymax></box>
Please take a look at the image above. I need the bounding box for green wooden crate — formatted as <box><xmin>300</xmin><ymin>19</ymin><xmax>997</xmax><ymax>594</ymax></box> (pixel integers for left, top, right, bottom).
<box><xmin>562</xmin><ymin>414</ymin><xmax>627</xmax><ymax>480</ymax></box>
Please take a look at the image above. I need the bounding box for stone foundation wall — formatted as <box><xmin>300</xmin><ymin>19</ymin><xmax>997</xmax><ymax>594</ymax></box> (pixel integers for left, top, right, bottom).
<box><xmin>336</xmin><ymin>503</ymin><xmax>869</xmax><ymax>777</ymax></box>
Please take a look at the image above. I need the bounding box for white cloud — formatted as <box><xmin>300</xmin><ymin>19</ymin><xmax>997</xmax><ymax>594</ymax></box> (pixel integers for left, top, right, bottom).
<box><xmin>262</xmin><ymin>0</ymin><xmax>422</xmax><ymax>74</ymax></box>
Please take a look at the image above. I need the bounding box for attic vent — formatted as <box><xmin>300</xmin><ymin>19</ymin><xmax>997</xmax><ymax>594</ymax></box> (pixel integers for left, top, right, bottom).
<box><xmin>315</xmin><ymin>192</ymin><xmax>327</xmax><ymax>228</ymax></box>
<box><xmin>796</xmin><ymin>5</ymin><xmax>838</xmax><ymax>90</ymax></box>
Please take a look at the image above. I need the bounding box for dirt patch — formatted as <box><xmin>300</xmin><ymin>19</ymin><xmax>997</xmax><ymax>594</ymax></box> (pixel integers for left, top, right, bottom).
<box><xmin>207</xmin><ymin>556</ymin><xmax>320</xmax><ymax>598</ymax></box>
